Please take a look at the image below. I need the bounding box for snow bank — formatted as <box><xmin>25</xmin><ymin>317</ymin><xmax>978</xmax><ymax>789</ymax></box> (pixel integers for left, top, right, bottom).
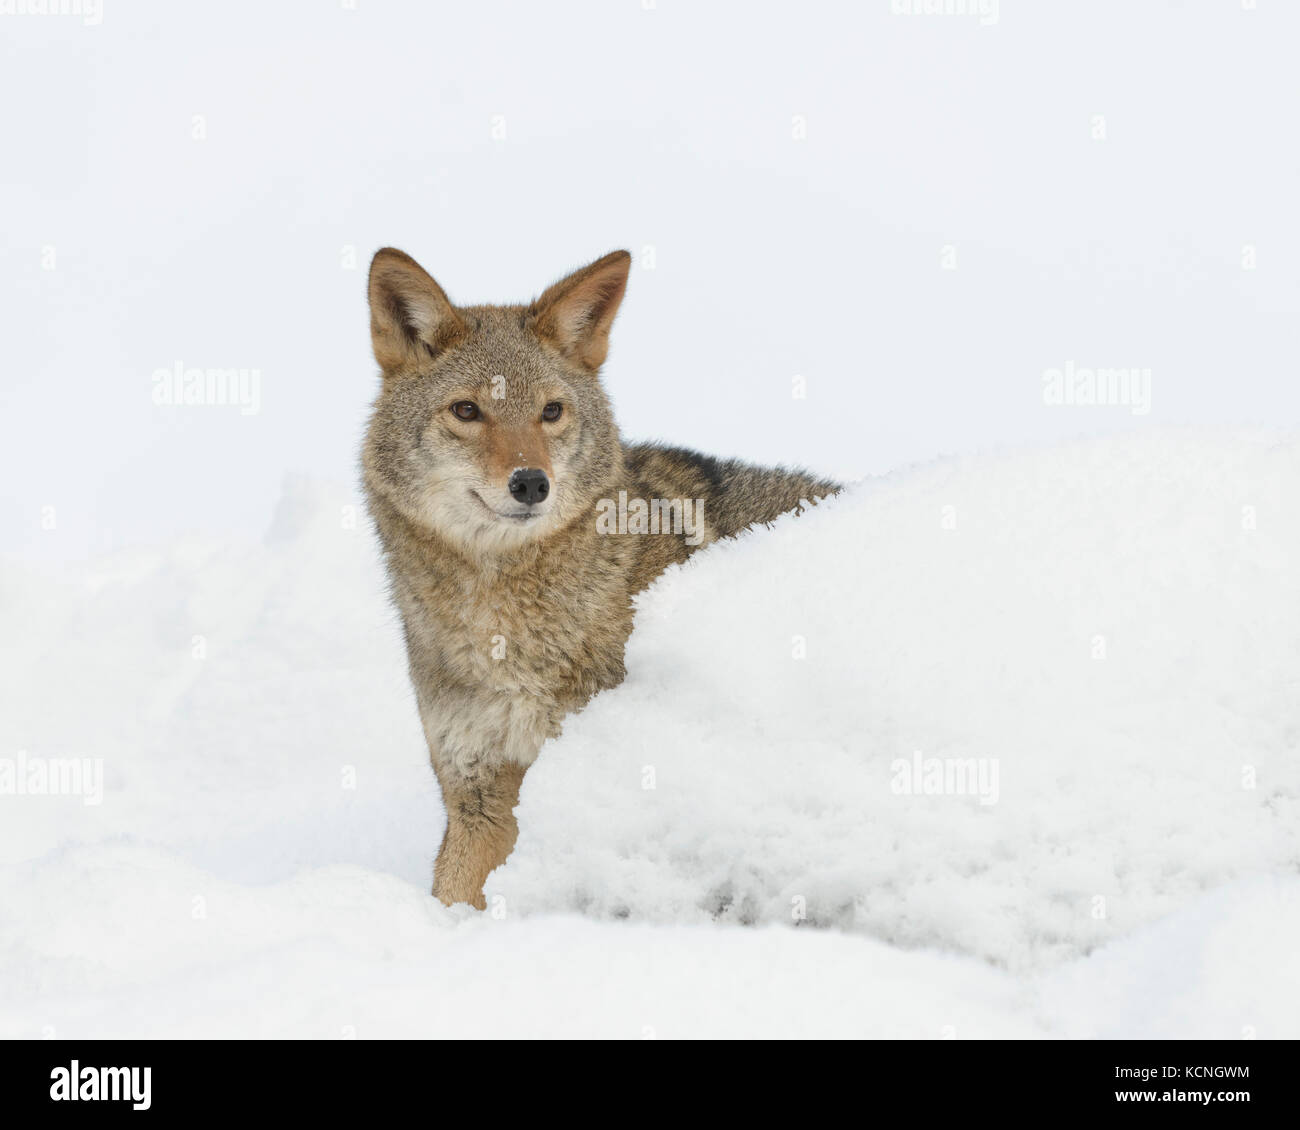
<box><xmin>4</xmin><ymin>845</ymin><xmax>1297</xmax><ymax>1039</ymax></box>
<box><xmin>2</xmin><ymin>432</ymin><xmax>1298</xmax><ymax>1037</ymax></box>
<box><xmin>491</xmin><ymin>430</ymin><xmax>1300</xmax><ymax>969</ymax></box>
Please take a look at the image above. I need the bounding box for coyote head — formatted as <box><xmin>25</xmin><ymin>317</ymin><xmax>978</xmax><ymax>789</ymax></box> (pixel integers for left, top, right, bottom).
<box><xmin>362</xmin><ymin>248</ymin><xmax>630</xmax><ymax>556</ymax></box>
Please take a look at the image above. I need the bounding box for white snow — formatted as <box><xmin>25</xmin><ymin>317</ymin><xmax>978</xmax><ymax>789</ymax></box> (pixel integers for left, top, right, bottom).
<box><xmin>3</xmin><ymin>431</ymin><xmax>1298</xmax><ymax>1038</ymax></box>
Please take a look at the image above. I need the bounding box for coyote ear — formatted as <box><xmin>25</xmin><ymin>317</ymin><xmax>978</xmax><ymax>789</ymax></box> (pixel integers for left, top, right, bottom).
<box><xmin>528</xmin><ymin>250</ymin><xmax>631</xmax><ymax>372</ymax></box>
<box><xmin>368</xmin><ymin>248</ymin><xmax>467</xmax><ymax>374</ymax></box>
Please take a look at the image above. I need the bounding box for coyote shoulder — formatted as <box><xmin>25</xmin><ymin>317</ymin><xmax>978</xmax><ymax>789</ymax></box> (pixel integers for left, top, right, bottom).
<box><xmin>362</xmin><ymin>248</ymin><xmax>837</xmax><ymax>907</ymax></box>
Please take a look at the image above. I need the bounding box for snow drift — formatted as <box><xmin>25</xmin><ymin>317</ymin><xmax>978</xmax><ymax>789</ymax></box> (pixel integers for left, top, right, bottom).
<box><xmin>493</xmin><ymin>431</ymin><xmax>1300</xmax><ymax>971</ymax></box>
<box><xmin>2</xmin><ymin>430</ymin><xmax>1297</xmax><ymax>1037</ymax></box>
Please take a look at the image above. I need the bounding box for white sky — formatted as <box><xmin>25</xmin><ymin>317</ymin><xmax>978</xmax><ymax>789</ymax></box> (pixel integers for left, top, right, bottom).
<box><xmin>2</xmin><ymin>0</ymin><xmax>1297</xmax><ymax>560</ymax></box>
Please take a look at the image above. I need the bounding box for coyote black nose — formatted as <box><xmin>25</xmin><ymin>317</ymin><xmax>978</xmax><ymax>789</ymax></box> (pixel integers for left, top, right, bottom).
<box><xmin>508</xmin><ymin>468</ymin><xmax>549</xmax><ymax>506</ymax></box>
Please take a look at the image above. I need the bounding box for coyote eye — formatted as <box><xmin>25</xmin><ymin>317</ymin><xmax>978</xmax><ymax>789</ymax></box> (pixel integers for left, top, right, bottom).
<box><xmin>450</xmin><ymin>401</ymin><xmax>480</xmax><ymax>421</ymax></box>
<box><xmin>542</xmin><ymin>402</ymin><xmax>563</xmax><ymax>422</ymax></box>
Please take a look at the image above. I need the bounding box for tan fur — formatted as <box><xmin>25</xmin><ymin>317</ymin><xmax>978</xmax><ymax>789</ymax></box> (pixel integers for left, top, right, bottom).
<box><xmin>431</xmin><ymin>761</ymin><xmax>526</xmax><ymax>910</ymax></box>
<box><xmin>484</xmin><ymin>422</ymin><xmax>553</xmax><ymax>486</ymax></box>
<box><xmin>362</xmin><ymin>247</ymin><xmax>838</xmax><ymax>906</ymax></box>
<box><xmin>529</xmin><ymin>249</ymin><xmax>630</xmax><ymax>371</ymax></box>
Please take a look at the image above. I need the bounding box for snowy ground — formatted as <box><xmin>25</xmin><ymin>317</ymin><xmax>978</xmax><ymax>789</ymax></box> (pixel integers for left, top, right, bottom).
<box><xmin>2</xmin><ymin>430</ymin><xmax>1298</xmax><ymax>1038</ymax></box>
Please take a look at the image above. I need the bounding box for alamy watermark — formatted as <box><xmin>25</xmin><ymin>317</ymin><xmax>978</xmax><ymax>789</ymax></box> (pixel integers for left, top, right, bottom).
<box><xmin>891</xmin><ymin>751</ymin><xmax>999</xmax><ymax>806</ymax></box>
<box><xmin>152</xmin><ymin>361</ymin><xmax>261</xmax><ymax>415</ymax></box>
<box><xmin>0</xmin><ymin>751</ymin><xmax>103</xmax><ymax>805</ymax></box>
<box><xmin>0</xmin><ymin>0</ymin><xmax>102</xmax><ymax>25</ymax></box>
<box><xmin>595</xmin><ymin>491</ymin><xmax>705</xmax><ymax>546</ymax></box>
<box><xmin>50</xmin><ymin>1061</ymin><xmax>150</xmax><ymax>1110</ymax></box>
<box><xmin>1042</xmin><ymin>361</ymin><xmax>1151</xmax><ymax>416</ymax></box>
<box><xmin>890</xmin><ymin>0</ymin><xmax>999</xmax><ymax>26</ymax></box>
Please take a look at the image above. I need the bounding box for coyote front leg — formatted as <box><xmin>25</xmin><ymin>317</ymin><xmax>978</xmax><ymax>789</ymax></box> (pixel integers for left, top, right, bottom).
<box><xmin>431</xmin><ymin>761</ymin><xmax>527</xmax><ymax>909</ymax></box>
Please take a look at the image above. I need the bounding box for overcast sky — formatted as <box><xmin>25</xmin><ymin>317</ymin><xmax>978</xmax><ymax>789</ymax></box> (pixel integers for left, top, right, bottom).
<box><xmin>2</xmin><ymin>0</ymin><xmax>1296</xmax><ymax>561</ymax></box>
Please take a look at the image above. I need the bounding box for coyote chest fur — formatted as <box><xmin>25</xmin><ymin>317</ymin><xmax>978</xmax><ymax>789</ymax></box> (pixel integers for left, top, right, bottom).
<box><xmin>386</xmin><ymin>527</ymin><xmax>634</xmax><ymax>776</ymax></box>
<box><xmin>362</xmin><ymin>247</ymin><xmax>837</xmax><ymax>908</ymax></box>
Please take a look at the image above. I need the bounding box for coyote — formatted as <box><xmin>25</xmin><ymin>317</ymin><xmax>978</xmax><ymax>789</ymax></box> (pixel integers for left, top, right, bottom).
<box><xmin>362</xmin><ymin>248</ymin><xmax>837</xmax><ymax>907</ymax></box>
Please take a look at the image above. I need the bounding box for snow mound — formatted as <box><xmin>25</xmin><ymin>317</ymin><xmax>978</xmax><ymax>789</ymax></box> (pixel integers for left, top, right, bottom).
<box><xmin>5</xmin><ymin>845</ymin><xmax>1297</xmax><ymax>1039</ymax></box>
<box><xmin>491</xmin><ymin>432</ymin><xmax>1300</xmax><ymax>970</ymax></box>
<box><xmin>3</xmin><ymin>431</ymin><xmax>1298</xmax><ymax>1035</ymax></box>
